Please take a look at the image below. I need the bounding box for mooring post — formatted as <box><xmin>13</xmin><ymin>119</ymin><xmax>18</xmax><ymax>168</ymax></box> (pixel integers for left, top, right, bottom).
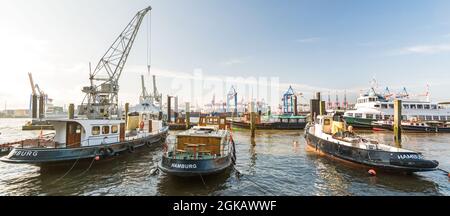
<box><xmin>394</xmin><ymin>99</ymin><xmax>402</xmax><ymax>146</ymax></box>
<box><xmin>68</xmin><ymin>104</ymin><xmax>75</xmax><ymax>120</ymax></box>
<box><xmin>174</xmin><ymin>96</ymin><xmax>179</xmax><ymax>123</ymax></box>
<box><xmin>32</xmin><ymin>95</ymin><xmax>38</xmax><ymax>120</ymax></box>
<box><xmin>250</xmin><ymin>102</ymin><xmax>256</xmax><ymax>139</ymax></box>
<box><xmin>38</xmin><ymin>95</ymin><xmax>45</xmax><ymax>119</ymax></box>
<box><xmin>125</xmin><ymin>103</ymin><xmax>129</xmax><ymax>128</ymax></box>
<box><xmin>294</xmin><ymin>96</ymin><xmax>298</xmax><ymax>116</ymax></box>
<box><xmin>167</xmin><ymin>96</ymin><xmax>172</xmax><ymax>123</ymax></box>
<box><xmin>185</xmin><ymin>102</ymin><xmax>191</xmax><ymax>130</ymax></box>
<box><xmin>320</xmin><ymin>100</ymin><xmax>326</xmax><ymax>116</ymax></box>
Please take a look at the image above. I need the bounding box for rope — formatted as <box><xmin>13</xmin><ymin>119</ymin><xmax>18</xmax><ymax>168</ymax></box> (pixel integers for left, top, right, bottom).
<box><xmin>74</xmin><ymin>155</ymin><xmax>97</xmax><ymax>178</ymax></box>
<box><xmin>233</xmin><ymin>167</ymin><xmax>276</xmax><ymax>196</ymax></box>
<box><xmin>437</xmin><ymin>168</ymin><xmax>449</xmax><ymax>176</ymax></box>
<box><xmin>146</xmin><ymin>11</ymin><xmax>152</xmax><ymax>76</ymax></box>
<box><xmin>199</xmin><ymin>173</ymin><xmax>208</xmax><ymax>190</ymax></box>
<box><xmin>51</xmin><ymin>157</ymin><xmax>81</xmax><ymax>185</ymax></box>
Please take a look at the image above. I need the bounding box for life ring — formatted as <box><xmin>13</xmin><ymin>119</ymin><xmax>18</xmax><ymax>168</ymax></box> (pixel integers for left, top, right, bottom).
<box><xmin>139</xmin><ymin>121</ymin><xmax>145</xmax><ymax>130</ymax></box>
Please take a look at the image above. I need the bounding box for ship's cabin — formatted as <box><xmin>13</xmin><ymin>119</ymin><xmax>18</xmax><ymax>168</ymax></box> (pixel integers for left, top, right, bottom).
<box><xmin>168</xmin><ymin>116</ymin><xmax>231</xmax><ymax>160</ymax></box>
<box><xmin>48</xmin><ymin>119</ymin><xmax>125</xmax><ymax>148</ymax></box>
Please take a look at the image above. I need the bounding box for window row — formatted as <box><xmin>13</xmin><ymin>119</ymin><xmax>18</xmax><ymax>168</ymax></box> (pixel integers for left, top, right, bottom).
<box><xmin>92</xmin><ymin>125</ymin><xmax>119</xmax><ymax>136</ymax></box>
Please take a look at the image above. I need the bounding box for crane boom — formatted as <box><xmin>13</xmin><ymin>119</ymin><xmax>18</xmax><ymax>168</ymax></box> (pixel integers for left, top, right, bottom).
<box><xmin>28</xmin><ymin>73</ymin><xmax>36</xmax><ymax>96</ymax></box>
<box><xmin>81</xmin><ymin>7</ymin><xmax>152</xmax><ymax>119</ymax></box>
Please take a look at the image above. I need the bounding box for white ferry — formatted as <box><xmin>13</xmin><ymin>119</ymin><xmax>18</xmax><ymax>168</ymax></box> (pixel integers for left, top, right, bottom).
<box><xmin>344</xmin><ymin>88</ymin><xmax>450</xmax><ymax>128</ymax></box>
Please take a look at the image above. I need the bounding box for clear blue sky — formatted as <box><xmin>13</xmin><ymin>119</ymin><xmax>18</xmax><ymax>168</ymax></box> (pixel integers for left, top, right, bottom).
<box><xmin>1</xmin><ymin>0</ymin><xmax>450</xmax><ymax>109</ymax></box>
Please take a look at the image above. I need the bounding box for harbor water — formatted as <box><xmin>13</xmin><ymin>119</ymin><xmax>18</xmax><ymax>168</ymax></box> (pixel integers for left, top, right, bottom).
<box><xmin>0</xmin><ymin>118</ymin><xmax>448</xmax><ymax>196</ymax></box>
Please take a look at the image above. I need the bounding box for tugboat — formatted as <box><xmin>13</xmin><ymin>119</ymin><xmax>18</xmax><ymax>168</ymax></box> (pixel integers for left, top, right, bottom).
<box><xmin>305</xmin><ymin>113</ymin><xmax>439</xmax><ymax>173</ymax></box>
<box><xmin>159</xmin><ymin>116</ymin><xmax>236</xmax><ymax>177</ymax></box>
<box><xmin>0</xmin><ymin>6</ymin><xmax>169</xmax><ymax>165</ymax></box>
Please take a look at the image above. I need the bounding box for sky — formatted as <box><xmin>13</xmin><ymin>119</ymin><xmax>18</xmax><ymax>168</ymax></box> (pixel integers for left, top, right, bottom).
<box><xmin>1</xmin><ymin>0</ymin><xmax>450</xmax><ymax>110</ymax></box>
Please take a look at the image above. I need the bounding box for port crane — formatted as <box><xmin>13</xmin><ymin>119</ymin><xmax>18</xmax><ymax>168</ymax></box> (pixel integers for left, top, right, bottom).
<box><xmin>227</xmin><ymin>86</ymin><xmax>238</xmax><ymax>115</ymax></box>
<box><xmin>28</xmin><ymin>72</ymin><xmax>49</xmax><ymax>119</ymax></box>
<box><xmin>80</xmin><ymin>7</ymin><xmax>152</xmax><ymax>119</ymax></box>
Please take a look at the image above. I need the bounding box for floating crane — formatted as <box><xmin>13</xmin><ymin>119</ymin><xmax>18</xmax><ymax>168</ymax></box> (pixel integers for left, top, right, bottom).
<box><xmin>80</xmin><ymin>7</ymin><xmax>152</xmax><ymax>119</ymax></box>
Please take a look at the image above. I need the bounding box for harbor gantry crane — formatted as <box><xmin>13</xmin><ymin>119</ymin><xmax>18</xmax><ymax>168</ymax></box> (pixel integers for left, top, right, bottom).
<box><xmin>227</xmin><ymin>86</ymin><xmax>238</xmax><ymax>115</ymax></box>
<box><xmin>80</xmin><ymin>7</ymin><xmax>152</xmax><ymax>119</ymax></box>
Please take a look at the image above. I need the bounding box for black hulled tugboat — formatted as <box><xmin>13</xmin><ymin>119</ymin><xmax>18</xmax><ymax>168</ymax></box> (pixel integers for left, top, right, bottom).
<box><xmin>305</xmin><ymin>114</ymin><xmax>439</xmax><ymax>173</ymax></box>
<box><xmin>159</xmin><ymin>116</ymin><xmax>236</xmax><ymax>177</ymax></box>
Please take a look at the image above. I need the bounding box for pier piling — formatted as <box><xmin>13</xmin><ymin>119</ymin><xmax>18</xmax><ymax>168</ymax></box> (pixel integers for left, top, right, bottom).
<box><xmin>250</xmin><ymin>102</ymin><xmax>256</xmax><ymax>139</ymax></box>
<box><xmin>125</xmin><ymin>103</ymin><xmax>129</xmax><ymax>128</ymax></box>
<box><xmin>394</xmin><ymin>99</ymin><xmax>402</xmax><ymax>146</ymax></box>
<box><xmin>167</xmin><ymin>96</ymin><xmax>172</xmax><ymax>123</ymax></box>
<box><xmin>32</xmin><ymin>95</ymin><xmax>38</xmax><ymax>119</ymax></box>
<box><xmin>38</xmin><ymin>95</ymin><xmax>45</xmax><ymax>119</ymax></box>
<box><xmin>185</xmin><ymin>102</ymin><xmax>191</xmax><ymax>130</ymax></box>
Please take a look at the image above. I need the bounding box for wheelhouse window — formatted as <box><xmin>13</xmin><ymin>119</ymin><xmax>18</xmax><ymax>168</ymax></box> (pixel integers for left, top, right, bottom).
<box><xmin>365</xmin><ymin>114</ymin><xmax>373</xmax><ymax>119</ymax></box>
<box><xmin>323</xmin><ymin>119</ymin><xmax>331</xmax><ymax>125</ymax></box>
<box><xmin>111</xmin><ymin>125</ymin><xmax>119</xmax><ymax>134</ymax></box>
<box><xmin>347</xmin><ymin>113</ymin><xmax>354</xmax><ymax>117</ymax></box>
<box><xmin>426</xmin><ymin>116</ymin><xmax>432</xmax><ymax>121</ymax></box>
<box><xmin>92</xmin><ymin>126</ymin><xmax>101</xmax><ymax>136</ymax></box>
<box><xmin>374</xmin><ymin>104</ymin><xmax>380</xmax><ymax>108</ymax></box>
<box><xmin>355</xmin><ymin>113</ymin><xmax>362</xmax><ymax>118</ymax></box>
<box><xmin>410</xmin><ymin>104</ymin><xmax>417</xmax><ymax>109</ymax></box>
<box><xmin>381</xmin><ymin>104</ymin><xmax>388</xmax><ymax>109</ymax></box>
<box><xmin>102</xmin><ymin>126</ymin><xmax>110</xmax><ymax>135</ymax></box>
<box><xmin>433</xmin><ymin>116</ymin><xmax>439</xmax><ymax>121</ymax></box>
<box><xmin>375</xmin><ymin>114</ymin><xmax>381</xmax><ymax>120</ymax></box>
<box><xmin>424</xmin><ymin>105</ymin><xmax>430</xmax><ymax>109</ymax></box>
<box><xmin>389</xmin><ymin>104</ymin><xmax>394</xmax><ymax>109</ymax></box>
<box><xmin>440</xmin><ymin>116</ymin><xmax>446</xmax><ymax>121</ymax></box>
<box><xmin>403</xmin><ymin>104</ymin><xmax>409</xmax><ymax>109</ymax></box>
<box><xmin>431</xmin><ymin>105</ymin><xmax>437</xmax><ymax>109</ymax></box>
<box><xmin>417</xmin><ymin>104</ymin><xmax>423</xmax><ymax>109</ymax></box>
<box><xmin>383</xmin><ymin>115</ymin><xmax>390</xmax><ymax>120</ymax></box>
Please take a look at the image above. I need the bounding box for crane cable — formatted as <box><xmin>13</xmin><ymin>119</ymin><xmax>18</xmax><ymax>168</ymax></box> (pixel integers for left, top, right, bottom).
<box><xmin>147</xmin><ymin>10</ymin><xmax>152</xmax><ymax>76</ymax></box>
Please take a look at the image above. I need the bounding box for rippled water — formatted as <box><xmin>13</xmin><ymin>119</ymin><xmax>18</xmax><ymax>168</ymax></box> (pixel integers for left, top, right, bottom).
<box><xmin>0</xmin><ymin>118</ymin><xmax>448</xmax><ymax>196</ymax></box>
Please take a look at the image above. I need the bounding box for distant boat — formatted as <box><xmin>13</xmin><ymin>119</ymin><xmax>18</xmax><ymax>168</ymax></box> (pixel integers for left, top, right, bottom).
<box><xmin>305</xmin><ymin>113</ymin><xmax>439</xmax><ymax>173</ymax></box>
<box><xmin>372</xmin><ymin>120</ymin><xmax>450</xmax><ymax>133</ymax></box>
<box><xmin>159</xmin><ymin>116</ymin><xmax>236</xmax><ymax>177</ymax></box>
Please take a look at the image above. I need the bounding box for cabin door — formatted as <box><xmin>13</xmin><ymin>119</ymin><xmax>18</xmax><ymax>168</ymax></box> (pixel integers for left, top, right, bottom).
<box><xmin>120</xmin><ymin>123</ymin><xmax>125</xmax><ymax>142</ymax></box>
<box><xmin>66</xmin><ymin>122</ymin><xmax>82</xmax><ymax>148</ymax></box>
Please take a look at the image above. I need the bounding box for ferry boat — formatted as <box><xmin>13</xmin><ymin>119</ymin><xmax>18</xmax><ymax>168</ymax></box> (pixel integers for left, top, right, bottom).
<box><xmin>344</xmin><ymin>87</ymin><xmax>450</xmax><ymax>129</ymax></box>
<box><xmin>159</xmin><ymin>116</ymin><xmax>236</xmax><ymax>177</ymax></box>
<box><xmin>304</xmin><ymin>114</ymin><xmax>439</xmax><ymax>173</ymax></box>
<box><xmin>0</xmin><ymin>7</ymin><xmax>169</xmax><ymax>165</ymax></box>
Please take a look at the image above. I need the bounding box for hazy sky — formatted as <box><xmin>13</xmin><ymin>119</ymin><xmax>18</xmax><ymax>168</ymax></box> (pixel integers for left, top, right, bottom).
<box><xmin>1</xmin><ymin>0</ymin><xmax>450</xmax><ymax>109</ymax></box>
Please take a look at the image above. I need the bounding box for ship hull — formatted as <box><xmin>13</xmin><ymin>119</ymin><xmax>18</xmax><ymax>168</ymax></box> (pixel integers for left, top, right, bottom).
<box><xmin>0</xmin><ymin>128</ymin><xmax>168</xmax><ymax>166</ymax></box>
<box><xmin>231</xmin><ymin>121</ymin><xmax>306</xmax><ymax>130</ymax></box>
<box><xmin>344</xmin><ymin>117</ymin><xmax>374</xmax><ymax>129</ymax></box>
<box><xmin>373</xmin><ymin>123</ymin><xmax>450</xmax><ymax>133</ymax></box>
<box><xmin>304</xmin><ymin>130</ymin><xmax>438</xmax><ymax>173</ymax></box>
<box><xmin>159</xmin><ymin>155</ymin><xmax>234</xmax><ymax>177</ymax></box>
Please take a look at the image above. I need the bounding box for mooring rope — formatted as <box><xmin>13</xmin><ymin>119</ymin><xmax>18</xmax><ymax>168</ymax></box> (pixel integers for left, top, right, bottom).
<box><xmin>74</xmin><ymin>156</ymin><xmax>97</xmax><ymax>178</ymax></box>
<box><xmin>51</xmin><ymin>157</ymin><xmax>81</xmax><ymax>185</ymax></box>
<box><xmin>233</xmin><ymin>168</ymin><xmax>276</xmax><ymax>196</ymax></box>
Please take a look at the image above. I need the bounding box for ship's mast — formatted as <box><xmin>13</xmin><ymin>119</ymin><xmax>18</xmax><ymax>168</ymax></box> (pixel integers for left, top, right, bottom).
<box><xmin>81</xmin><ymin>7</ymin><xmax>152</xmax><ymax>119</ymax></box>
